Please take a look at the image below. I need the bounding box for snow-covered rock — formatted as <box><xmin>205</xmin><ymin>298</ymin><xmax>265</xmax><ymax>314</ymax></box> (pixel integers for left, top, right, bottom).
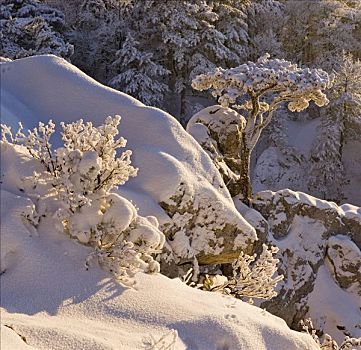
<box><xmin>0</xmin><ymin>55</ymin><xmax>256</xmax><ymax>272</ymax></box>
<box><xmin>252</xmin><ymin>189</ymin><xmax>361</xmax><ymax>343</ymax></box>
<box><xmin>187</xmin><ymin>105</ymin><xmax>246</xmax><ymax>197</ymax></box>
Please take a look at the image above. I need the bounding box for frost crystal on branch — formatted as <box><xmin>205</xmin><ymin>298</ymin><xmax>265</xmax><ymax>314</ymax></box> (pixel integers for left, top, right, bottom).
<box><xmin>1</xmin><ymin>116</ymin><xmax>165</xmax><ymax>284</ymax></box>
<box><xmin>228</xmin><ymin>244</ymin><xmax>283</xmax><ymax>303</ymax></box>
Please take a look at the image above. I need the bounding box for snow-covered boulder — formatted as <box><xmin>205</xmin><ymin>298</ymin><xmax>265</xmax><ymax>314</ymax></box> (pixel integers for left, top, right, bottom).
<box><xmin>187</xmin><ymin>105</ymin><xmax>246</xmax><ymax>197</ymax></box>
<box><xmin>0</xmin><ymin>55</ymin><xmax>256</xmax><ymax>274</ymax></box>
<box><xmin>251</xmin><ymin>189</ymin><xmax>361</xmax><ymax>343</ymax></box>
<box><xmin>254</xmin><ymin>189</ymin><xmax>361</xmax><ymax>245</ymax></box>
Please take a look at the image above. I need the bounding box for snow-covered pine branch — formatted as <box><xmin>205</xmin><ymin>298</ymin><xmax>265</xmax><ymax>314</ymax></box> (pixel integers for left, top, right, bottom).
<box><xmin>0</xmin><ymin>0</ymin><xmax>73</xmax><ymax>60</ymax></box>
<box><xmin>109</xmin><ymin>33</ymin><xmax>170</xmax><ymax>107</ymax></box>
<box><xmin>191</xmin><ymin>54</ymin><xmax>333</xmax><ymax>204</ymax></box>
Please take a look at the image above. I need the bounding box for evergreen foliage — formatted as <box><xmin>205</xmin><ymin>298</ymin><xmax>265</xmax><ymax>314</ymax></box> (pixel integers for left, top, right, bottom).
<box><xmin>0</xmin><ymin>0</ymin><xmax>73</xmax><ymax>60</ymax></box>
<box><xmin>308</xmin><ymin>52</ymin><xmax>361</xmax><ymax>200</ymax></box>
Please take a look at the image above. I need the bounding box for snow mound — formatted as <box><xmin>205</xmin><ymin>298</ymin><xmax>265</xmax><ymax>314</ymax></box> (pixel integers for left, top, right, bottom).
<box><xmin>0</xmin><ymin>54</ymin><xmax>256</xmax><ymax>265</ymax></box>
<box><xmin>0</xmin><ymin>189</ymin><xmax>319</xmax><ymax>350</ymax></box>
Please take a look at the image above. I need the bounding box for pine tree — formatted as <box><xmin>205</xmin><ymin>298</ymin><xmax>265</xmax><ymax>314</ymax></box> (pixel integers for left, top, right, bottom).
<box><xmin>308</xmin><ymin>110</ymin><xmax>345</xmax><ymax>201</ymax></box>
<box><xmin>281</xmin><ymin>0</ymin><xmax>361</xmax><ymax>67</ymax></box>
<box><xmin>330</xmin><ymin>52</ymin><xmax>361</xmax><ymax>140</ymax></box>
<box><xmin>192</xmin><ymin>54</ymin><xmax>333</xmax><ymax>204</ymax></box>
<box><xmin>113</xmin><ymin>1</ymin><xmax>229</xmax><ymax>115</ymax></box>
<box><xmin>246</xmin><ymin>0</ymin><xmax>284</xmax><ymax>60</ymax></box>
<box><xmin>67</xmin><ymin>0</ymin><xmax>123</xmax><ymax>81</ymax></box>
<box><xmin>212</xmin><ymin>0</ymin><xmax>250</xmax><ymax>65</ymax></box>
<box><xmin>109</xmin><ymin>33</ymin><xmax>170</xmax><ymax>107</ymax></box>
<box><xmin>0</xmin><ymin>0</ymin><xmax>73</xmax><ymax>60</ymax></box>
<box><xmin>308</xmin><ymin>52</ymin><xmax>361</xmax><ymax>201</ymax></box>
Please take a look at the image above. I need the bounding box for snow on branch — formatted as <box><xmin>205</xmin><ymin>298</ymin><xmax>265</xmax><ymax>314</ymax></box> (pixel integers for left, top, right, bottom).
<box><xmin>1</xmin><ymin>116</ymin><xmax>165</xmax><ymax>285</ymax></box>
<box><xmin>192</xmin><ymin>53</ymin><xmax>333</xmax><ymax>115</ymax></box>
<box><xmin>190</xmin><ymin>54</ymin><xmax>333</xmax><ymax>203</ymax></box>
<box><xmin>301</xmin><ymin>319</ymin><xmax>361</xmax><ymax>350</ymax></box>
<box><xmin>191</xmin><ymin>244</ymin><xmax>283</xmax><ymax>304</ymax></box>
<box><xmin>228</xmin><ymin>244</ymin><xmax>283</xmax><ymax>303</ymax></box>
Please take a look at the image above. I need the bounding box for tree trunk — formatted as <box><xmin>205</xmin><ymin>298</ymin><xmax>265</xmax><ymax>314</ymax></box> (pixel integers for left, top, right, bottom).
<box><xmin>229</xmin><ymin>133</ymin><xmax>252</xmax><ymax>205</ymax></box>
<box><xmin>180</xmin><ymin>88</ymin><xmax>187</xmax><ymax>123</ymax></box>
<box><xmin>239</xmin><ymin>138</ymin><xmax>252</xmax><ymax>206</ymax></box>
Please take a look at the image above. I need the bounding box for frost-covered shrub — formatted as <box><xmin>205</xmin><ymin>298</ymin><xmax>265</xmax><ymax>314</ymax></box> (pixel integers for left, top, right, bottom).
<box><xmin>185</xmin><ymin>244</ymin><xmax>283</xmax><ymax>304</ymax></box>
<box><xmin>1</xmin><ymin>116</ymin><xmax>165</xmax><ymax>284</ymax></box>
<box><xmin>227</xmin><ymin>244</ymin><xmax>283</xmax><ymax>303</ymax></box>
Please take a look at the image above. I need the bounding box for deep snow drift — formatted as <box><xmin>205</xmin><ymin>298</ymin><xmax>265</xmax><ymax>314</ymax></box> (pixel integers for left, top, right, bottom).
<box><xmin>0</xmin><ymin>55</ymin><xmax>318</xmax><ymax>349</ymax></box>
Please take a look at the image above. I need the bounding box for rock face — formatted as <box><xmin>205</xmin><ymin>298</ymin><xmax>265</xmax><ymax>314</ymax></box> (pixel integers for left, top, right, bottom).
<box><xmin>252</xmin><ymin>189</ymin><xmax>361</xmax><ymax>343</ymax></box>
<box><xmin>326</xmin><ymin>235</ymin><xmax>361</xmax><ymax>291</ymax></box>
<box><xmin>159</xmin><ymin>182</ymin><xmax>257</xmax><ymax>277</ymax></box>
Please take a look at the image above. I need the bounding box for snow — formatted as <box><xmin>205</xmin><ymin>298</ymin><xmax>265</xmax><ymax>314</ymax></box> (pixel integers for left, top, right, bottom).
<box><xmin>253</xmin><ymin>115</ymin><xmax>361</xmax><ymax>207</ymax></box>
<box><xmin>286</xmin><ymin>118</ymin><xmax>320</xmax><ymax>156</ymax></box>
<box><xmin>326</xmin><ymin>235</ymin><xmax>361</xmax><ymax>283</ymax></box>
<box><xmin>0</xmin><ymin>53</ymin><xmax>252</xmax><ymax>208</ymax></box>
<box><xmin>307</xmin><ymin>266</ymin><xmax>361</xmax><ymax>343</ymax></box>
<box><xmin>0</xmin><ymin>55</ymin><xmax>256</xmax><ymax>261</ymax></box>
<box><xmin>275</xmin><ymin>215</ymin><xmax>327</xmax><ymax>292</ymax></box>
<box><xmin>0</xmin><ymin>55</ymin><xmax>320</xmax><ymax>349</ymax></box>
<box><xmin>264</xmin><ymin>189</ymin><xmax>361</xmax><ymax>223</ymax></box>
<box><xmin>256</xmin><ymin>189</ymin><xmax>342</xmax><ymax>212</ymax></box>
<box><xmin>233</xmin><ymin>197</ymin><xmax>266</xmax><ymax>233</ymax></box>
<box><xmin>0</xmin><ymin>189</ymin><xmax>319</xmax><ymax>350</ymax></box>
<box><xmin>340</xmin><ymin>202</ymin><xmax>361</xmax><ymax>224</ymax></box>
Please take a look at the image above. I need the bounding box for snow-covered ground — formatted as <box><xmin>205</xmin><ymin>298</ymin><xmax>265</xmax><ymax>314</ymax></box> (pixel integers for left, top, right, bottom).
<box><xmin>0</xmin><ymin>55</ymin><xmax>320</xmax><ymax>349</ymax></box>
<box><xmin>0</xmin><ymin>189</ymin><xmax>317</xmax><ymax>350</ymax></box>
